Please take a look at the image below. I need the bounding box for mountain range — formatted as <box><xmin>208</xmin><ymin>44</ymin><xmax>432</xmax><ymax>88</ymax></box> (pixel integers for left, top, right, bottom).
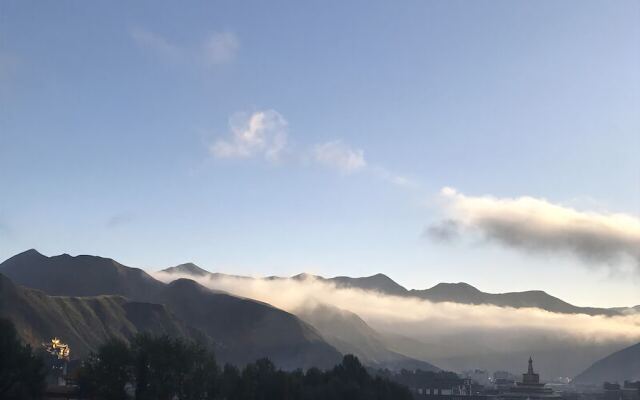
<box><xmin>172</xmin><ymin>264</ymin><xmax>636</xmax><ymax>317</ymax></box>
<box><xmin>0</xmin><ymin>250</ymin><xmax>340</xmax><ymax>369</ymax></box>
<box><xmin>309</xmin><ymin>274</ymin><xmax>634</xmax><ymax>317</ymax></box>
<box><xmin>159</xmin><ymin>262</ymin><xmax>640</xmax><ymax>380</ymax></box>
<box><xmin>1</xmin><ymin>249</ymin><xmax>638</xmax><ymax>382</ymax></box>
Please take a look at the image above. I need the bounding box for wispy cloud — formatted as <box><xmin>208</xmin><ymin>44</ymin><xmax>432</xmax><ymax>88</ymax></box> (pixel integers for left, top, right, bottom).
<box><xmin>427</xmin><ymin>188</ymin><xmax>640</xmax><ymax>271</ymax></box>
<box><xmin>209</xmin><ymin>110</ymin><xmax>418</xmax><ymax>190</ymax></box>
<box><xmin>210</xmin><ymin>110</ymin><xmax>288</xmax><ymax>162</ymax></box>
<box><xmin>370</xmin><ymin>166</ymin><xmax>420</xmax><ymax>189</ymax></box>
<box><xmin>313</xmin><ymin>140</ymin><xmax>366</xmax><ymax>173</ymax></box>
<box><xmin>130</xmin><ymin>28</ymin><xmax>182</xmax><ymax>60</ymax></box>
<box><xmin>130</xmin><ymin>27</ymin><xmax>238</xmax><ymax>66</ymax></box>
<box><xmin>203</xmin><ymin>32</ymin><xmax>239</xmax><ymax>65</ymax></box>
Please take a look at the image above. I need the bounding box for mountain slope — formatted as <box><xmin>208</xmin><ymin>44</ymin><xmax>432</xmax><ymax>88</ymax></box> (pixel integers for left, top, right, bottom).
<box><xmin>0</xmin><ymin>250</ymin><xmax>342</xmax><ymax>369</ymax></box>
<box><xmin>573</xmin><ymin>342</ymin><xmax>640</xmax><ymax>384</ymax></box>
<box><xmin>161</xmin><ymin>264</ymin><xmax>440</xmax><ymax>371</ymax></box>
<box><xmin>158</xmin><ymin>278</ymin><xmax>341</xmax><ymax>369</ymax></box>
<box><xmin>296</xmin><ymin>303</ymin><xmax>439</xmax><ymax>371</ymax></box>
<box><xmin>0</xmin><ymin>273</ymin><xmax>191</xmax><ymax>358</ymax></box>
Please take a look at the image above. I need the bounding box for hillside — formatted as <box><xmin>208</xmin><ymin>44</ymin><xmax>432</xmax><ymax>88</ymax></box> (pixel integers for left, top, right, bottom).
<box><xmin>0</xmin><ymin>250</ymin><xmax>342</xmax><ymax>369</ymax></box>
<box><xmin>296</xmin><ymin>303</ymin><xmax>439</xmax><ymax>371</ymax></box>
<box><xmin>163</xmin><ymin>264</ymin><xmax>441</xmax><ymax>371</ymax></box>
<box><xmin>0</xmin><ymin>273</ymin><xmax>191</xmax><ymax>358</ymax></box>
<box><xmin>573</xmin><ymin>342</ymin><xmax>640</xmax><ymax>384</ymax></box>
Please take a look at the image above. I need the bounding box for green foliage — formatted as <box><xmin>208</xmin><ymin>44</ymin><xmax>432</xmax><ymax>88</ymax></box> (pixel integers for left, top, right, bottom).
<box><xmin>77</xmin><ymin>333</ymin><xmax>412</xmax><ymax>400</ymax></box>
<box><xmin>0</xmin><ymin>318</ymin><xmax>46</xmax><ymax>400</ymax></box>
<box><xmin>77</xmin><ymin>338</ymin><xmax>132</xmax><ymax>400</ymax></box>
<box><xmin>131</xmin><ymin>334</ymin><xmax>217</xmax><ymax>400</ymax></box>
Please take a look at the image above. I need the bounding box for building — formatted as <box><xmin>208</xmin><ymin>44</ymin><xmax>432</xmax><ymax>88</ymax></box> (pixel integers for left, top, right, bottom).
<box><xmin>43</xmin><ymin>337</ymin><xmax>71</xmax><ymax>386</ymax></box>
<box><xmin>499</xmin><ymin>357</ymin><xmax>560</xmax><ymax>400</ymax></box>
<box><xmin>602</xmin><ymin>381</ymin><xmax>640</xmax><ymax>400</ymax></box>
<box><xmin>464</xmin><ymin>369</ymin><xmax>491</xmax><ymax>387</ymax></box>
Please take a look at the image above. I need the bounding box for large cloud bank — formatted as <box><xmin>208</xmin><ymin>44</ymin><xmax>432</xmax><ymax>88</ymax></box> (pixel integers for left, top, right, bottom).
<box><xmin>153</xmin><ymin>272</ymin><xmax>640</xmax><ymax>347</ymax></box>
<box><xmin>427</xmin><ymin>188</ymin><xmax>640</xmax><ymax>271</ymax></box>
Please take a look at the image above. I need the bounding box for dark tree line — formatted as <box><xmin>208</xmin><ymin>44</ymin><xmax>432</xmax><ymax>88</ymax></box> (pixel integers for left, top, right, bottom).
<box><xmin>376</xmin><ymin>368</ymin><xmax>462</xmax><ymax>390</ymax></box>
<box><xmin>0</xmin><ymin>318</ymin><xmax>47</xmax><ymax>400</ymax></box>
<box><xmin>76</xmin><ymin>333</ymin><xmax>412</xmax><ymax>400</ymax></box>
<box><xmin>0</xmin><ymin>318</ymin><xmax>412</xmax><ymax>400</ymax></box>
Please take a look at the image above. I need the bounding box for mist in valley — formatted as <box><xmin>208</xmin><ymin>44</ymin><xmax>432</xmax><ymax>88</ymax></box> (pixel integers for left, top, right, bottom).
<box><xmin>153</xmin><ymin>271</ymin><xmax>640</xmax><ymax>378</ymax></box>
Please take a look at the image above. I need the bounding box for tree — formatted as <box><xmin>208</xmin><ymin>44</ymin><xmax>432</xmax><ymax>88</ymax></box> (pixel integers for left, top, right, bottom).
<box><xmin>77</xmin><ymin>338</ymin><xmax>132</xmax><ymax>400</ymax></box>
<box><xmin>131</xmin><ymin>334</ymin><xmax>218</xmax><ymax>400</ymax></box>
<box><xmin>219</xmin><ymin>364</ymin><xmax>241</xmax><ymax>400</ymax></box>
<box><xmin>0</xmin><ymin>318</ymin><xmax>46</xmax><ymax>400</ymax></box>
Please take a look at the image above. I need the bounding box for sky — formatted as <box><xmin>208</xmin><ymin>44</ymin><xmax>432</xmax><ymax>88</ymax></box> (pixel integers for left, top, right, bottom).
<box><xmin>1</xmin><ymin>1</ymin><xmax>638</xmax><ymax>307</ymax></box>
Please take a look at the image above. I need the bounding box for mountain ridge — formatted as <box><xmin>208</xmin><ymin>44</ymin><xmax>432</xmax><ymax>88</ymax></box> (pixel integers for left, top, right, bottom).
<box><xmin>0</xmin><ymin>250</ymin><xmax>342</xmax><ymax>369</ymax></box>
<box><xmin>161</xmin><ymin>263</ymin><xmax>633</xmax><ymax>316</ymax></box>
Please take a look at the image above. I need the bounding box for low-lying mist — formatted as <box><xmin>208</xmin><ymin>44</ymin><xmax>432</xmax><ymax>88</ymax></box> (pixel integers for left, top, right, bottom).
<box><xmin>153</xmin><ymin>271</ymin><xmax>640</xmax><ymax>377</ymax></box>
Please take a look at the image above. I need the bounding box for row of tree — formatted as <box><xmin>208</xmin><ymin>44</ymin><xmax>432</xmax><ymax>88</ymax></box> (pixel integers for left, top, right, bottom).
<box><xmin>77</xmin><ymin>333</ymin><xmax>412</xmax><ymax>400</ymax></box>
<box><xmin>0</xmin><ymin>318</ymin><xmax>412</xmax><ymax>400</ymax></box>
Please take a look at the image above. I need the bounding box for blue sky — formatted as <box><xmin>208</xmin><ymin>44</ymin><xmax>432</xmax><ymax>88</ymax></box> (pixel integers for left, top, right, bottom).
<box><xmin>1</xmin><ymin>1</ymin><xmax>638</xmax><ymax>307</ymax></box>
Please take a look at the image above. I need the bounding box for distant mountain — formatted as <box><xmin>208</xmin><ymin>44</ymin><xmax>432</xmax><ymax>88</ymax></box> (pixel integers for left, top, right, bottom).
<box><xmin>0</xmin><ymin>250</ymin><xmax>342</xmax><ymax>369</ymax></box>
<box><xmin>162</xmin><ymin>262</ymin><xmax>210</xmax><ymax>277</ymax></box>
<box><xmin>0</xmin><ymin>273</ymin><xmax>192</xmax><ymax>358</ymax></box>
<box><xmin>327</xmin><ymin>274</ymin><xmax>408</xmax><ymax>297</ymax></box>
<box><xmin>573</xmin><ymin>342</ymin><xmax>640</xmax><ymax>384</ymax></box>
<box><xmin>162</xmin><ymin>265</ymin><xmax>440</xmax><ymax>371</ymax></box>
<box><xmin>296</xmin><ymin>303</ymin><xmax>439</xmax><ymax>372</ymax></box>
<box><xmin>410</xmin><ymin>283</ymin><xmax>622</xmax><ymax>317</ymax></box>
<box><xmin>310</xmin><ymin>274</ymin><xmax>626</xmax><ymax>317</ymax></box>
<box><xmin>160</xmin><ymin>263</ymin><xmax>632</xmax><ymax>316</ymax></box>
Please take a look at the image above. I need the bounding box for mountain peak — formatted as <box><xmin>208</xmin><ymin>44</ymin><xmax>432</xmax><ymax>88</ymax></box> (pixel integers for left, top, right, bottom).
<box><xmin>162</xmin><ymin>263</ymin><xmax>210</xmax><ymax>277</ymax></box>
<box><xmin>8</xmin><ymin>248</ymin><xmax>45</xmax><ymax>260</ymax></box>
<box><xmin>292</xmin><ymin>272</ymin><xmax>323</xmax><ymax>281</ymax></box>
<box><xmin>430</xmin><ymin>282</ymin><xmax>481</xmax><ymax>292</ymax></box>
<box><xmin>329</xmin><ymin>273</ymin><xmax>408</xmax><ymax>296</ymax></box>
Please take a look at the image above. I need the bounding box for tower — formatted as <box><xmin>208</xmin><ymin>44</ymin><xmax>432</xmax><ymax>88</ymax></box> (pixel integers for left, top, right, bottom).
<box><xmin>522</xmin><ymin>356</ymin><xmax>540</xmax><ymax>385</ymax></box>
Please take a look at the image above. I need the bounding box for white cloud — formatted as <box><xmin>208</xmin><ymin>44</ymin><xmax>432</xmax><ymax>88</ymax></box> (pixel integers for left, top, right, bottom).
<box><xmin>130</xmin><ymin>28</ymin><xmax>181</xmax><ymax>59</ymax></box>
<box><xmin>428</xmin><ymin>188</ymin><xmax>640</xmax><ymax>270</ymax></box>
<box><xmin>203</xmin><ymin>32</ymin><xmax>239</xmax><ymax>65</ymax></box>
<box><xmin>211</xmin><ymin>110</ymin><xmax>288</xmax><ymax>162</ymax></box>
<box><xmin>370</xmin><ymin>166</ymin><xmax>419</xmax><ymax>189</ymax></box>
<box><xmin>313</xmin><ymin>140</ymin><xmax>367</xmax><ymax>173</ymax></box>
<box><xmin>130</xmin><ymin>28</ymin><xmax>238</xmax><ymax>66</ymax></box>
<box><xmin>209</xmin><ymin>111</ymin><xmax>417</xmax><ymax>190</ymax></box>
<box><xmin>153</xmin><ymin>271</ymin><xmax>640</xmax><ymax>369</ymax></box>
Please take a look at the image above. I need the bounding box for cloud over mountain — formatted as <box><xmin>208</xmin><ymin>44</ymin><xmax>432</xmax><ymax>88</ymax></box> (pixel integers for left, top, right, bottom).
<box><xmin>427</xmin><ymin>188</ymin><xmax>640</xmax><ymax>272</ymax></box>
<box><xmin>153</xmin><ymin>271</ymin><xmax>640</xmax><ymax>346</ymax></box>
